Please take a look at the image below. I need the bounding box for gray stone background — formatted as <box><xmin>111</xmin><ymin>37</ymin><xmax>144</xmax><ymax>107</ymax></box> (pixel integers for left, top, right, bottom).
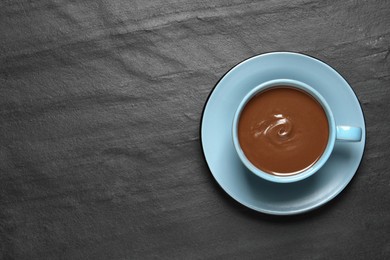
<box><xmin>1</xmin><ymin>0</ymin><xmax>389</xmax><ymax>259</ymax></box>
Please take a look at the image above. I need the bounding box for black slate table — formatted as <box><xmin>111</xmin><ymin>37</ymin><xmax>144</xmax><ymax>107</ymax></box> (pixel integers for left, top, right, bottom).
<box><xmin>1</xmin><ymin>1</ymin><xmax>389</xmax><ymax>259</ymax></box>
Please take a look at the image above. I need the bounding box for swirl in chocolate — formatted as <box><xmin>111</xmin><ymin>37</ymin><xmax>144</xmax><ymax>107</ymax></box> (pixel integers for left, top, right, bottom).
<box><xmin>252</xmin><ymin>113</ymin><xmax>294</xmax><ymax>146</ymax></box>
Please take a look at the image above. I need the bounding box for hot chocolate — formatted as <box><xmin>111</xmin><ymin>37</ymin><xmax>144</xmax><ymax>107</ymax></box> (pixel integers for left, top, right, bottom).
<box><xmin>237</xmin><ymin>86</ymin><xmax>329</xmax><ymax>176</ymax></box>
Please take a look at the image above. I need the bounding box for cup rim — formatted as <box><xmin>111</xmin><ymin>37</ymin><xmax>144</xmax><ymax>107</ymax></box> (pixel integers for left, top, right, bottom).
<box><xmin>232</xmin><ymin>79</ymin><xmax>336</xmax><ymax>183</ymax></box>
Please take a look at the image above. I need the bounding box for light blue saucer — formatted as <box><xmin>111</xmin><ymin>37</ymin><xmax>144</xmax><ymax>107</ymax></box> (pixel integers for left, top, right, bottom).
<box><xmin>200</xmin><ymin>52</ymin><xmax>366</xmax><ymax>215</ymax></box>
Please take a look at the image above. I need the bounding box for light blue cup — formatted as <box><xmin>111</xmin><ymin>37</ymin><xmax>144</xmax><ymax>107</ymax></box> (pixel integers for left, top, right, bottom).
<box><xmin>232</xmin><ymin>79</ymin><xmax>362</xmax><ymax>183</ymax></box>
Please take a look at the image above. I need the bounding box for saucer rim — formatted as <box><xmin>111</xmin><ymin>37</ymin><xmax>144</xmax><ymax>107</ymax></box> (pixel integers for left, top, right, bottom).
<box><xmin>199</xmin><ymin>51</ymin><xmax>367</xmax><ymax>215</ymax></box>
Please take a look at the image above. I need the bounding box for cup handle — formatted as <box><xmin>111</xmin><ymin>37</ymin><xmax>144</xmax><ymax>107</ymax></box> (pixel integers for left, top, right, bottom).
<box><xmin>336</xmin><ymin>126</ymin><xmax>362</xmax><ymax>142</ymax></box>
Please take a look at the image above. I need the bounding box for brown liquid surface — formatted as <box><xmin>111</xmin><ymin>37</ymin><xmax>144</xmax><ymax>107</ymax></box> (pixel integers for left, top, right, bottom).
<box><xmin>238</xmin><ymin>86</ymin><xmax>329</xmax><ymax>176</ymax></box>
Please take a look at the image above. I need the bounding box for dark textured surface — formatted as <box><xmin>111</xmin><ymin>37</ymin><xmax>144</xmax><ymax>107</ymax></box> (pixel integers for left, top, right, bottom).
<box><xmin>1</xmin><ymin>0</ymin><xmax>390</xmax><ymax>259</ymax></box>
